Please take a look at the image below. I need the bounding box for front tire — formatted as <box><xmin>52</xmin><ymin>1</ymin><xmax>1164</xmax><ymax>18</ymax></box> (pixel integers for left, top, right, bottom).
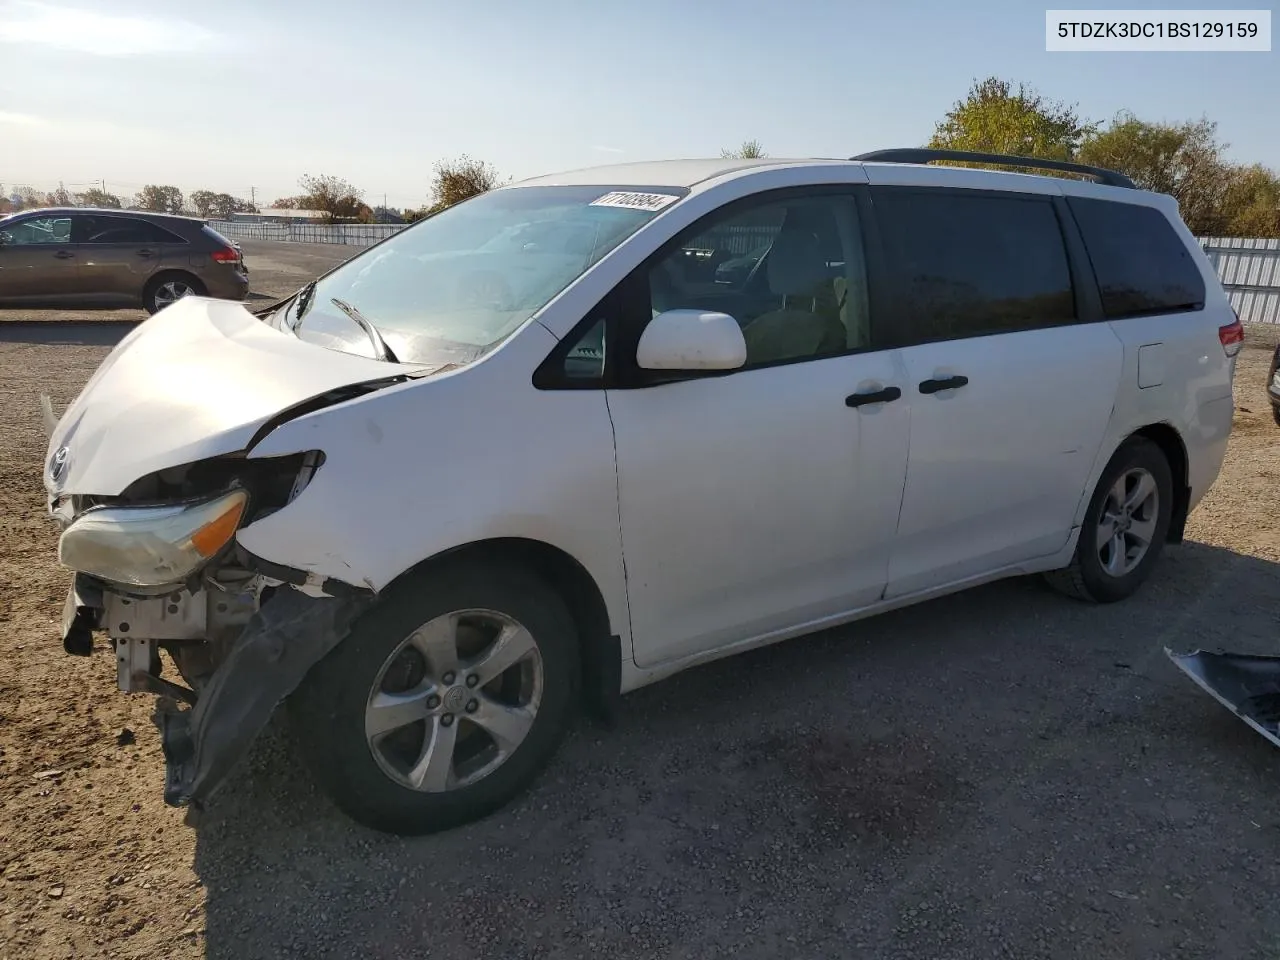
<box><xmin>288</xmin><ymin>563</ymin><xmax>579</xmax><ymax>835</ymax></box>
<box><xmin>1045</xmin><ymin>437</ymin><xmax>1173</xmax><ymax>603</ymax></box>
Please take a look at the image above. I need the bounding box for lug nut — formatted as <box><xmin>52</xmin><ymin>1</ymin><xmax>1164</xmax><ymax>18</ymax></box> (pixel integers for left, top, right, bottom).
<box><xmin>441</xmin><ymin>714</ymin><xmax>455</xmax><ymax>727</ymax></box>
<box><xmin>426</xmin><ymin>694</ymin><xmax>441</xmax><ymax>709</ymax></box>
<box><xmin>465</xmin><ymin>699</ymin><xmax>478</xmax><ymax>714</ymax></box>
<box><xmin>442</xmin><ymin>671</ymin><xmax>456</xmax><ymax>685</ymax></box>
<box><xmin>465</xmin><ymin>674</ymin><xmax>479</xmax><ymax>688</ymax></box>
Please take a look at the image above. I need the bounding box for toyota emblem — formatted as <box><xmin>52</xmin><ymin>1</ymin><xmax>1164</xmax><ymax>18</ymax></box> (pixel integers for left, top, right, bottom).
<box><xmin>49</xmin><ymin>446</ymin><xmax>70</xmax><ymax>484</ymax></box>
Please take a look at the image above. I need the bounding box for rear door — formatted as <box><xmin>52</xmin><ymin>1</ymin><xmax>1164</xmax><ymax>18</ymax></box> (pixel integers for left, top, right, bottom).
<box><xmin>871</xmin><ymin>186</ymin><xmax>1124</xmax><ymax>598</ymax></box>
<box><xmin>78</xmin><ymin>215</ymin><xmax>186</xmax><ymax>296</ymax></box>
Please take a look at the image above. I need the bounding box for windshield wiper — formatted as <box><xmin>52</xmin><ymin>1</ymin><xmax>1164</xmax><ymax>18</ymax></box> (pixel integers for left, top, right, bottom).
<box><xmin>284</xmin><ymin>280</ymin><xmax>317</xmax><ymax>333</ymax></box>
<box><xmin>329</xmin><ymin>297</ymin><xmax>399</xmax><ymax>363</ymax></box>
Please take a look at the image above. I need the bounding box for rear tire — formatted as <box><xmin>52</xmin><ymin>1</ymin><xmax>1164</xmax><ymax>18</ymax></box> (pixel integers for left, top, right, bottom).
<box><xmin>143</xmin><ymin>273</ymin><xmax>205</xmax><ymax>315</ymax></box>
<box><xmin>1045</xmin><ymin>437</ymin><xmax>1173</xmax><ymax>603</ymax></box>
<box><xmin>288</xmin><ymin>563</ymin><xmax>579</xmax><ymax>836</ymax></box>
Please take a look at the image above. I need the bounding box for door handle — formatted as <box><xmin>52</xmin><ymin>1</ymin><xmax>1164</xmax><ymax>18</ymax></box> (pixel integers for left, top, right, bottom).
<box><xmin>137</xmin><ymin>249</ymin><xmax>155</xmax><ymax>258</ymax></box>
<box><xmin>845</xmin><ymin>386</ymin><xmax>902</xmax><ymax>408</ymax></box>
<box><xmin>919</xmin><ymin>375</ymin><xmax>969</xmax><ymax>395</ymax></box>
<box><xmin>53</xmin><ymin>250</ymin><xmax>75</xmax><ymax>260</ymax></box>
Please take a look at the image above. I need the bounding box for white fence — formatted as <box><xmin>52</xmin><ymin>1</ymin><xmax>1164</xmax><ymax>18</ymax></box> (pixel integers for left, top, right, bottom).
<box><xmin>210</xmin><ymin>219</ymin><xmax>1280</xmax><ymax>324</ymax></box>
<box><xmin>210</xmin><ymin>220</ymin><xmax>403</xmax><ymax>247</ymax></box>
<box><xmin>1199</xmin><ymin>237</ymin><xmax>1280</xmax><ymax>325</ymax></box>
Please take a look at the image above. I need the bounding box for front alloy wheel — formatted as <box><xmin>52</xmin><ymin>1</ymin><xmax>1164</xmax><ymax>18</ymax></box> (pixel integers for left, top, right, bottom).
<box><xmin>289</xmin><ymin>564</ymin><xmax>578</xmax><ymax>835</ymax></box>
<box><xmin>365</xmin><ymin>610</ymin><xmax>543</xmax><ymax>793</ymax></box>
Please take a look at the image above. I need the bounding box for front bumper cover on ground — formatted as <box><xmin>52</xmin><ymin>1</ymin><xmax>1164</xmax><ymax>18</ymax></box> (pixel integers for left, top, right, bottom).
<box><xmin>1166</xmin><ymin>647</ymin><xmax>1280</xmax><ymax>747</ymax></box>
<box><xmin>155</xmin><ymin>586</ymin><xmax>371</xmax><ymax>811</ymax></box>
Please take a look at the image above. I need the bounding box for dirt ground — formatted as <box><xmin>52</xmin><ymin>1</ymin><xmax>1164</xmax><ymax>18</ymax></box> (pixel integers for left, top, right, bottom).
<box><xmin>2</xmin><ymin>259</ymin><xmax>1280</xmax><ymax>959</ymax></box>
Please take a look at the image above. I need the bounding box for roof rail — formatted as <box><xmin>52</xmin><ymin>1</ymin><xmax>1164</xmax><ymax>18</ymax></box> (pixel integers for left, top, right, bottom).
<box><xmin>850</xmin><ymin>148</ymin><xmax>1137</xmax><ymax>190</ymax></box>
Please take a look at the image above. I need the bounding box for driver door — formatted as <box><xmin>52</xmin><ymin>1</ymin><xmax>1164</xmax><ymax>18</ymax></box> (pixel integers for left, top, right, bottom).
<box><xmin>601</xmin><ymin>186</ymin><xmax>910</xmax><ymax>668</ymax></box>
<box><xmin>0</xmin><ymin>214</ymin><xmax>83</xmax><ymax>300</ymax></box>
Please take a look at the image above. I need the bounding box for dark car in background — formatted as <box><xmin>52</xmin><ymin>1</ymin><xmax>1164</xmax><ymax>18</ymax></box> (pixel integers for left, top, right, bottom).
<box><xmin>0</xmin><ymin>208</ymin><xmax>248</xmax><ymax>314</ymax></box>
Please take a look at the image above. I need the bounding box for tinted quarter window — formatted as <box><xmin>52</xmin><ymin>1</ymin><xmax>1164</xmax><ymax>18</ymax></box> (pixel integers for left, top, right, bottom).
<box><xmin>875</xmin><ymin>190</ymin><xmax>1076</xmax><ymax>346</ymax></box>
<box><xmin>1067</xmin><ymin>197</ymin><xmax>1205</xmax><ymax>319</ymax></box>
<box><xmin>80</xmin><ymin>217</ymin><xmax>186</xmax><ymax>245</ymax></box>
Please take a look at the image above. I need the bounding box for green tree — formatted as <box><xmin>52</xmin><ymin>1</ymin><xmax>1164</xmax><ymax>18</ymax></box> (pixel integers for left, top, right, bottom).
<box><xmin>928</xmin><ymin>77</ymin><xmax>1096</xmax><ymax>165</ymax></box>
<box><xmin>721</xmin><ymin>139</ymin><xmax>767</xmax><ymax>159</ymax></box>
<box><xmin>1077</xmin><ymin>114</ymin><xmax>1228</xmax><ymax>235</ymax></box>
<box><xmin>1217</xmin><ymin>163</ymin><xmax>1280</xmax><ymax>238</ymax></box>
<box><xmin>134</xmin><ymin>184</ymin><xmax>185</xmax><ymax>214</ymax></box>
<box><xmin>190</xmin><ymin>190</ymin><xmax>257</xmax><ymax>219</ymax></box>
<box><xmin>75</xmin><ymin>187</ymin><xmax>122</xmax><ymax>208</ymax></box>
<box><xmin>428</xmin><ymin>155</ymin><xmax>505</xmax><ymax>213</ymax></box>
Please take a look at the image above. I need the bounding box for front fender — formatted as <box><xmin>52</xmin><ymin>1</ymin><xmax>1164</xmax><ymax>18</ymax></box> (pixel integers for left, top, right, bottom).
<box><xmin>234</xmin><ymin>322</ymin><xmax>631</xmax><ymax>660</ymax></box>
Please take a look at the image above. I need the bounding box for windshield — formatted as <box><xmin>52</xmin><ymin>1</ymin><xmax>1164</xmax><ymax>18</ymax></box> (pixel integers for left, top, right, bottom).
<box><xmin>289</xmin><ymin>184</ymin><xmax>687</xmax><ymax>364</ymax></box>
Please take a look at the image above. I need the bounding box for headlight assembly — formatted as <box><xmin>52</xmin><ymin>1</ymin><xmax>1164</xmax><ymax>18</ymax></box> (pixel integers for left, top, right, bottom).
<box><xmin>58</xmin><ymin>489</ymin><xmax>247</xmax><ymax>588</ymax></box>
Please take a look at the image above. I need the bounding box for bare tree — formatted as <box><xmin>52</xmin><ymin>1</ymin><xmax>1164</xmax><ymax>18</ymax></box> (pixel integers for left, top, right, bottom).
<box><xmin>428</xmin><ymin>155</ymin><xmax>506</xmax><ymax>212</ymax></box>
<box><xmin>297</xmin><ymin>174</ymin><xmax>365</xmax><ymax>222</ymax></box>
<box><xmin>721</xmin><ymin>139</ymin><xmax>767</xmax><ymax>159</ymax></box>
<box><xmin>46</xmin><ymin>182</ymin><xmax>73</xmax><ymax>206</ymax></box>
<box><xmin>75</xmin><ymin>187</ymin><xmax>122</xmax><ymax>208</ymax></box>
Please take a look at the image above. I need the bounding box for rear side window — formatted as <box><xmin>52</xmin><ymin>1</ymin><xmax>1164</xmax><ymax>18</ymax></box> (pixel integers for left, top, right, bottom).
<box><xmin>1067</xmin><ymin>197</ymin><xmax>1205</xmax><ymax>319</ymax></box>
<box><xmin>79</xmin><ymin>217</ymin><xmax>186</xmax><ymax>245</ymax></box>
<box><xmin>874</xmin><ymin>189</ymin><xmax>1076</xmax><ymax>346</ymax></box>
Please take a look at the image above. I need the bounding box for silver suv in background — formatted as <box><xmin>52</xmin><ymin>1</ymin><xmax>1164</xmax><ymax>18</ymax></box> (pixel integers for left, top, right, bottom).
<box><xmin>0</xmin><ymin>208</ymin><xmax>249</xmax><ymax>314</ymax></box>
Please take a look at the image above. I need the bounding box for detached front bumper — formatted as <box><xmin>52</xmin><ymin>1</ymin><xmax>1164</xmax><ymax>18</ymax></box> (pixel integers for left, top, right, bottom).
<box><xmin>154</xmin><ymin>587</ymin><xmax>369</xmax><ymax>809</ymax></box>
<box><xmin>1166</xmin><ymin>648</ymin><xmax>1280</xmax><ymax>747</ymax></box>
<box><xmin>61</xmin><ymin>576</ymin><xmax>369</xmax><ymax>812</ymax></box>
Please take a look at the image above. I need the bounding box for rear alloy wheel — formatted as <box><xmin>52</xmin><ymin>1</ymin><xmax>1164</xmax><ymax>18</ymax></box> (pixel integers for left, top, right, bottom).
<box><xmin>144</xmin><ymin>275</ymin><xmax>204</xmax><ymax>314</ymax></box>
<box><xmin>1045</xmin><ymin>437</ymin><xmax>1173</xmax><ymax>603</ymax></box>
<box><xmin>288</xmin><ymin>564</ymin><xmax>578</xmax><ymax>835</ymax></box>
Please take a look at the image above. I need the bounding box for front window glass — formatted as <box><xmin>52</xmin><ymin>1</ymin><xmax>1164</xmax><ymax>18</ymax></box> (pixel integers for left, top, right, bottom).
<box><xmin>290</xmin><ymin>184</ymin><xmax>685</xmax><ymax>364</ymax></box>
<box><xmin>0</xmin><ymin>216</ymin><xmax>72</xmax><ymax>245</ymax></box>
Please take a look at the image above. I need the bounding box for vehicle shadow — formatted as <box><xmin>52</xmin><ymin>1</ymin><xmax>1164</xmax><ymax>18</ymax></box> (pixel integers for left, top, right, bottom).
<box><xmin>190</xmin><ymin>540</ymin><xmax>1280</xmax><ymax>960</ymax></box>
<box><xmin>0</xmin><ymin>320</ymin><xmax>140</xmax><ymax>346</ymax></box>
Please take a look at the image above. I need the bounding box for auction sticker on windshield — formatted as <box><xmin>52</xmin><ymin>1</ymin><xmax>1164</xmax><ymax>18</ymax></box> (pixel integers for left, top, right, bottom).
<box><xmin>589</xmin><ymin>191</ymin><xmax>681</xmax><ymax>212</ymax></box>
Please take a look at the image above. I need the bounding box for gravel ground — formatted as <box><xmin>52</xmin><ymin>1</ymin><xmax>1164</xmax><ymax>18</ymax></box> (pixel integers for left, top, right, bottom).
<box><xmin>1</xmin><ymin>262</ymin><xmax>1279</xmax><ymax>959</ymax></box>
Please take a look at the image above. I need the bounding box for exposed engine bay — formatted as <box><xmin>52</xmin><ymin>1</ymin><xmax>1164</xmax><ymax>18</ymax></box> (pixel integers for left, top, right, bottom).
<box><xmin>54</xmin><ymin>446</ymin><xmax>373</xmax><ymax>816</ymax></box>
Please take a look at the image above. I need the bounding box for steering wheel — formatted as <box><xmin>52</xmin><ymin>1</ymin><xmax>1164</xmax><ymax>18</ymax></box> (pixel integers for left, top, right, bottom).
<box><xmin>456</xmin><ymin>270</ymin><xmax>512</xmax><ymax>310</ymax></box>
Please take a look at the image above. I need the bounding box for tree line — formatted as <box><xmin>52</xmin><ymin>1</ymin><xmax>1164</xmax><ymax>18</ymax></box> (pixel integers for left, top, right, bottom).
<box><xmin>4</xmin><ymin>85</ymin><xmax>1275</xmax><ymax>236</ymax></box>
<box><xmin>924</xmin><ymin>77</ymin><xmax>1279</xmax><ymax>237</ymax></box>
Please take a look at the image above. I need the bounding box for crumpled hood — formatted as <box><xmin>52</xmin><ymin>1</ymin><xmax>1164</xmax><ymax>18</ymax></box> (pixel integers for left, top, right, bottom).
<box><xmin>45</xmin><ymin>297</ymin><xmax>420</xmax><ymax>497</ymax></box>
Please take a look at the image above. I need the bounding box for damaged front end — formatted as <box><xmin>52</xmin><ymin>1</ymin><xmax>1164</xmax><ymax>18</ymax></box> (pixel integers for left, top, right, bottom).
<box><xmin>53</xmin><ymin>449</ymin><xmax>372</xmax><ymax>815</ymax></box>
<box><xmin>1166</xmin><ymin>647</ymin><xmax>1280</xmax><ymax>748</ymax></box>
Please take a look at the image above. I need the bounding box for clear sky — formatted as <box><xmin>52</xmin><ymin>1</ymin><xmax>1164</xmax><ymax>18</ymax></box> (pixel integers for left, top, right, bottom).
<box><xmin>2</xmin><ymin>0</ymin><xmax>1276</xmax><ymax>209</ymax></box>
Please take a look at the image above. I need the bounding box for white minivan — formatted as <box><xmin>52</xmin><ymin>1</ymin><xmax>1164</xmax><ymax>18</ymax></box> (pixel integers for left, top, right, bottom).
<box><xmin>44</xmin><ymin>150</ymin><xmax>1240</xmax><ymax>835</ymax></box>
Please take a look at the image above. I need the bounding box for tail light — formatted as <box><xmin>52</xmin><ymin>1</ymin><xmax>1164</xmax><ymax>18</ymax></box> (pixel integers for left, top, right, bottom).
<box><xmin>210</xmin><ymin>246</ymin><xmax>241</xmax><ymax>264</ymax></box>
<box><xmin>1219</xmin><ymin>311</ymin><xmax>1244</xmax><ymax>358</ymax></box>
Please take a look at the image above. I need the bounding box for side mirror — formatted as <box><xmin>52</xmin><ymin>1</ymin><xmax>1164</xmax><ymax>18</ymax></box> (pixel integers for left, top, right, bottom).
<box><xmin>636</xmin><ymin>309</ymin><xmax>747</xmax><ymax>372</ymax></box>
